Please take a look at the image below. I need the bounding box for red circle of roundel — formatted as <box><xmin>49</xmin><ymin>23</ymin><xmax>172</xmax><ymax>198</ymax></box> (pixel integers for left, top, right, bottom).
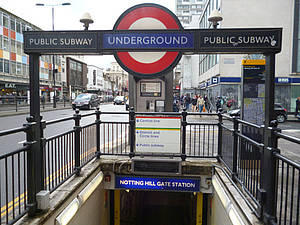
<box><xmin>113</xmin><ymin>4</ymin><xmax>182</xmax><ymax>77</ymax></box>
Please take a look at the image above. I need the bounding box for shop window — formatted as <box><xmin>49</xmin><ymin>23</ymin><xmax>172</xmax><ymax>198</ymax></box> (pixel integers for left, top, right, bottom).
<box><xmin>4</xmin><ymin>59</ymin><xmax>9</xmax><ymax>73</ymax></box>
<box><xmin>0</xmin><ymin>58</ymin><xmax>3</xmax><ymax>72</ymax></box>
<box><xmin>3</xmin><ymin>14</ymin><xmax>9</xmax><ymax>28</ymax></box>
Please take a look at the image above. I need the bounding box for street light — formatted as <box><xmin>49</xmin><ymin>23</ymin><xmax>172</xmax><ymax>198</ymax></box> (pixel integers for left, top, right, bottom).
<box><xmin>80</xmin><ymin>12</ymin><xmax>94</xmax><ymax>30</ymax></box>
<box><xmin>36</xmin><ymin>2</ymin><xmax>71</xmax><ymax>108</ymax></box>
<box><xmin>208</xmin><ymin>9</ymin><xmax>223</xmax><ymax>29</ymax></box>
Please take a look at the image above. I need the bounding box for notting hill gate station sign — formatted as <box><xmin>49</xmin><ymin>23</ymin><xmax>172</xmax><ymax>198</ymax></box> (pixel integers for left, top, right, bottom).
<box><xmin>23</xmin><ymin>3</ymin><xmax>281</xmax><ymax>219</ymax></box>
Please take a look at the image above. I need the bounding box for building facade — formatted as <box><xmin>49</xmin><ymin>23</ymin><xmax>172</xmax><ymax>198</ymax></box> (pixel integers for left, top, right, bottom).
<box><xmin>66</xmin><ymin>57</ymin><xmax>88</xmax><ymax>100</ymax></box>
<box><xmin>106</xmin><ymin>62</ymin><xmax>128</xmax><ymax>97</ymax></box>
<box><xmin>175</xmin><ymin>0</ymin><xmax>206</xmax><ymax>26</ymax></box>
<box><xmin>196</xmin><ymin>0</ymin><xmax>300</xmax><ymax>112</ymax></box>
<box><xmin>87</xmin><ymin>65</ymin><xmax>105</xmax><ymax>95</ymax></box>
<box><xmin>0</xmin><ymin>7</ymin><xmax>92</xmax><ymax>103</ymax></box>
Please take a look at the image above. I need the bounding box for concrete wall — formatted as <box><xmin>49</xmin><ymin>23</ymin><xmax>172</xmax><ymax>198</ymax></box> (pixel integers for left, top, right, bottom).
<box><xmin>69</xmin><ymin>183</ymin><xmax>109</xmax><ymax>225</ymax></box>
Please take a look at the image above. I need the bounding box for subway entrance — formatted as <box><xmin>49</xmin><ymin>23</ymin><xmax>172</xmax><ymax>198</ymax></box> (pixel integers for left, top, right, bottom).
<box><xmin>111</xmin><ymin>190</ymin><xmax>209</xmax><ymax>225</ymax></box>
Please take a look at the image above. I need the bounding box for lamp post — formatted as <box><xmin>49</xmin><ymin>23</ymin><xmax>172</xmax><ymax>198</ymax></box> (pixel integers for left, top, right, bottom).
<box><xmin>36</xmin><ymin>2</ymin><xmax>71</xmax><ymax>108</ymax></box>
<box><xmin>208</xmin><ymin>9</ymin><xmax>223</xmax><ymax>29</ymax></box>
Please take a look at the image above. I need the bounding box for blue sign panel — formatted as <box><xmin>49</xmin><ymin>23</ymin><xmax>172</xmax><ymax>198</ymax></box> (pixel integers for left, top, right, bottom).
<box><xmin>103</xmin><ymin>33</ymin><xmax>194</xmax><ymax>49</ymax></box>
<box><xmin>115</xmin><ymin>176</ymin><xmax>200</xmax><ymax>192</ymax></box>
<box><xmin>276</xmin><ymin>77</ymin><xmax>290</xmax><ymax>83</ymax></box>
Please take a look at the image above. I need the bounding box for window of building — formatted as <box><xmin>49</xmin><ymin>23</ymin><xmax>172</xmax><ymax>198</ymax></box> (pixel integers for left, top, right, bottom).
<box><xmin>4</xmin><ymin>59</ymin><xmax>9</xmax><ymax>73</ymax></box>
<box><xmin>77</xmin><ymin>63</ymin><xmax>82</xmax><ymax>72</ymax></box>
<box><xmin>10</xmin><ymin>18</ymin><xmax>16</xmax><ymax>31</ymax></box>
<box><xmin>0</xmin><ymin>58</ymin><xmax>3</xmax><ymax>72</ymax></box>
<box><xmin>3</xmin><ymin>37</ymin><xmax>9</xmax><ymax>51</ymax></box>
<box><xmin>21</xmin><ymin>24</ymin><xmax>26</xmax><ymax>34</ymax></box>
<box><xmin>3</xmin><ymin>14</ymin><xmax>9</xmax><ymax>28</ymax></box>
<box><xmin>183</xmin><ymin>0</ymin><xmax>190</xmax><ymax>2</ymax></box>
<box><xmin>11</xmin><ymin>40</ymin><xmax>16</xmax><ymax>53</ymax></box>
<box><xmin>16</xmin><ymin>22</ymin><xmax>21</xmax><ymax>33</ymax></box>
<box><xmin>0</xmin><ymin>36</ymin><xmax>2</xmax><ymax>49</ymax></box>
<box><xmin>22</xmin><ymin>63</ymin><xmax>27</xmax><ymax>76</ymax></box>
<box><xmin>16</xmin><ymin>62</ymin><xmax>22</xmax><ymax>75</ymax></box>
<box><xmin>0</xmin><ymin>12</ymin><xmax>2</xmax><ymax>26</ymax></box>
<box><xmin>10</xmin><ymin>61</ymin><xmax>16</xmax><ymax>74</ymax></box>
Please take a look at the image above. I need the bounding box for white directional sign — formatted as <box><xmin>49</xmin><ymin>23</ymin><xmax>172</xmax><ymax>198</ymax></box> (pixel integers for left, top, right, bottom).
<box><xmin>135</xmin><ymin>116</ymin><xmax>181</xmax><ymax>154</ymax></box>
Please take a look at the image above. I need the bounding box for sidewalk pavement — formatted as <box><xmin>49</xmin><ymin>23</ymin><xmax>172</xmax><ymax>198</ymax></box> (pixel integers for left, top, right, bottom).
<box><xmin>0</xmin><ymin>103</ymin><xmax>71</xmax><ymax>117</ymax></box>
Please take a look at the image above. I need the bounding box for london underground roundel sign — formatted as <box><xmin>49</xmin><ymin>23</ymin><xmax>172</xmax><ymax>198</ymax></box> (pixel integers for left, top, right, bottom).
<box><xmin>113</xmin><ymin>3</ymin><xmax>183</xmax><ymax>77</ymax></box>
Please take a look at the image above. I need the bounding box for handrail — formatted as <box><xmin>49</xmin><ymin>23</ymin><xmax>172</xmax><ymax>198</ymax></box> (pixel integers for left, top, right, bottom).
<box><xmin>0</xmin><ymin>126</ymin><xmax>27</xmax><ymax>136</ymax></box>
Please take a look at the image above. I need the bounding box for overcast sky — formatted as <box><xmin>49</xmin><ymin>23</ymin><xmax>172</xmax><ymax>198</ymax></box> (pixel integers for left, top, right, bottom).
<box><xmin>0</xmin><ymin>0</ymin><xmax>175</xmax><ymax>69</ymax></box>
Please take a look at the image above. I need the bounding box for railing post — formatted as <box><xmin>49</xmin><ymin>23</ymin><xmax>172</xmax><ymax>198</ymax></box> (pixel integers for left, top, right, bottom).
<box><xmin>181</xmin><ymin>108</ymin><xmax>187</xmax><ymax>161</ymax></box>
<box><xmin>95</xmin><ymin>107</ymin><xmax>101</xmax><ymax>158</ymax></box>
<box><xmin>260</xmin><ymin>120</ymin><xmax>279</xmax><ymax>224</ymax></box>
<box><xmin>15</xmin><ymin>95</ymin><xmax>18</xmax><ymax>112</ymax></box>
<box><xmin>217</xmin><ymin>110</ymin><xmax>223</xmax><ymax>162</ymax></box>
<box><xmin>232</xmin><ymin>116</ymin><xmax>239</xmax><ymax>178</ymax></box>
<box><xmin>73</xmin><ymin>109</ymin><xmax>82</xmax><ymax>175</ymax></box>
<box><xmin>23</xmin><ymin>116</ymin><xmax>37</xmax><ymax>216</ymax></box>
<box><xmin>129</xmin><ymin>107</ymin><xmax>135</xmax><ymax>158</ymax></box>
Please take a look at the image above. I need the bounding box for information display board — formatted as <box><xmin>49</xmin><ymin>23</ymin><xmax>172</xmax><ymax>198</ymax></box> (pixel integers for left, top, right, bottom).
<box><xmin>242</xmin><ymin>59</ymin><xmax>265</xmax><ymax>125</ymax></box>
<box><xmin>140</xmin><ymin>81</ymin><xmax>162</xmax><ymax>97</ymax></box>
<box><xmin>135</xmin><ymin>116</ymin><xmax>181</xmax><ymax>154</ymax></box>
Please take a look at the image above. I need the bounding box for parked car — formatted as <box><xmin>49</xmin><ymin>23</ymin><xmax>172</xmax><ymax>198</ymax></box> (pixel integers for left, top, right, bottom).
<box><xmin>72</xmin><ymin>93</ymin><xmax>100</xmax><ymax>110</ymax></box>
<box><xmin>113</xmin><ymin>96</ymin><xmax>125</xmax><ymax>105</ymax></box>
<box><xmin>228</xmin><ymin>103</ymin><xmax>287</xmax><ymax>123</ymax></box>
<box><xmin>126</xmin><ymin>99</ymin><xmax>130</xmax><ymax>110</ymax></box>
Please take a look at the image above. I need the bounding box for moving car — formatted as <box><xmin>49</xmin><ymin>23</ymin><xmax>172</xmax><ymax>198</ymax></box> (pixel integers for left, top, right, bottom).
<box><xmin>72</xmin><ymin>93</ymin><xmax>100</xmax><ymax>110</ymax></box>
<box><xmin>228</xmin><ymin>103</ymin><xmax>287</xmax><ymax>123</ymax></box>
<box><xmin>113</xmin><ymin>96</ymin><xmax>126</xmax><ymax>105</ymax></box>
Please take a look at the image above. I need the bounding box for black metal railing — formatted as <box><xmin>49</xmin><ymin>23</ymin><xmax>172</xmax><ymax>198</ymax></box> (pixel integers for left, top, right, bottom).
<box><xmin>218</xmin><ymin>113</ymin><xmax>300</xmax><ymax>224</ymax></box>
<box><xmin>0</xmin><ymin>127</ymin><xmax>29</xmax><ymax>225</ymax></box>
<box><xmin>273</xmin><ymin>132</ymin><xmax>300</xmax><ymax>225</ymax></box>
<box><xmin>0</xmin><ymin>109</ymin><xmax>299</xmax><ymax>224</ymax></box>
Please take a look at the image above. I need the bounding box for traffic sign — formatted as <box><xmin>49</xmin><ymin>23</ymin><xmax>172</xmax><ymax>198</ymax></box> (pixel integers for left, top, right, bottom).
<box><xmin>113</xmin><ymin>3</ymin><xmax>183</xmax><ymax>77</ymax></box>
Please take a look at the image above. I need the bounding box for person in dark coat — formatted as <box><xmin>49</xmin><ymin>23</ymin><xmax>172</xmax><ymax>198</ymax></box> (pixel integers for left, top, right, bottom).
<box><xmin>296</xmin><ymin>97</ymin><xmax>300</xmax><ymax>116</ymax></box>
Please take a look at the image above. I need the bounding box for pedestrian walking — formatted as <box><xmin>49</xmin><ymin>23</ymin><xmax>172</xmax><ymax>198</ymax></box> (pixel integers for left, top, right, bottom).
<box><xmin>184</xmin><ymin>94</ymin><xmax>191</xmax><ymax>111</ymax></box>
<box><xmin>197</xmin><ymin>95</ymin><xmax>205</xmax><ymax>112</ymax></box>
<box><xmin>216</xmin><ymin>96</ymin><xmax>222</xmax><ymax>112</ymax></box>
<box><xmin>191</xmin><ymin>95</ymin><xmax>198</xmax><ymax>112</ymax></box>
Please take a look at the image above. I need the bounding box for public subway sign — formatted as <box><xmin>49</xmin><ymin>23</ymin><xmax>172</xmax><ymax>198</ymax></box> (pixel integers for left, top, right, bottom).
<box><xmin>24</xmin><ymin>29</ymin><xmax>282</xmax><ymax>53</ymax></box>
<box><xmin>23</xmin><ymin>3</ymin><xmax>282</xmax><ymax>77</ymax></box>
<box><xmin>115</xmin><ymin>176</ymin><xmax>200</xmax><ymax>192</ymax></box>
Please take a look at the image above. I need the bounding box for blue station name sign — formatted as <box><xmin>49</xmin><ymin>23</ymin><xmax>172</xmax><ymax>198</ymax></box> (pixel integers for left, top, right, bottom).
<box><xmin>115</xmin><ymin>175</ymin><xmax>200</xmax><ymax>192</ymax></box>
<box><xmin>23</xmin><ymin>28</ymin><xmax>282</xmax><ymax>54</ymax></box>
<box><xmin>102</xmin><ymin>32</ymin><xmax>194</xmax><ymax>50</ymax></box>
